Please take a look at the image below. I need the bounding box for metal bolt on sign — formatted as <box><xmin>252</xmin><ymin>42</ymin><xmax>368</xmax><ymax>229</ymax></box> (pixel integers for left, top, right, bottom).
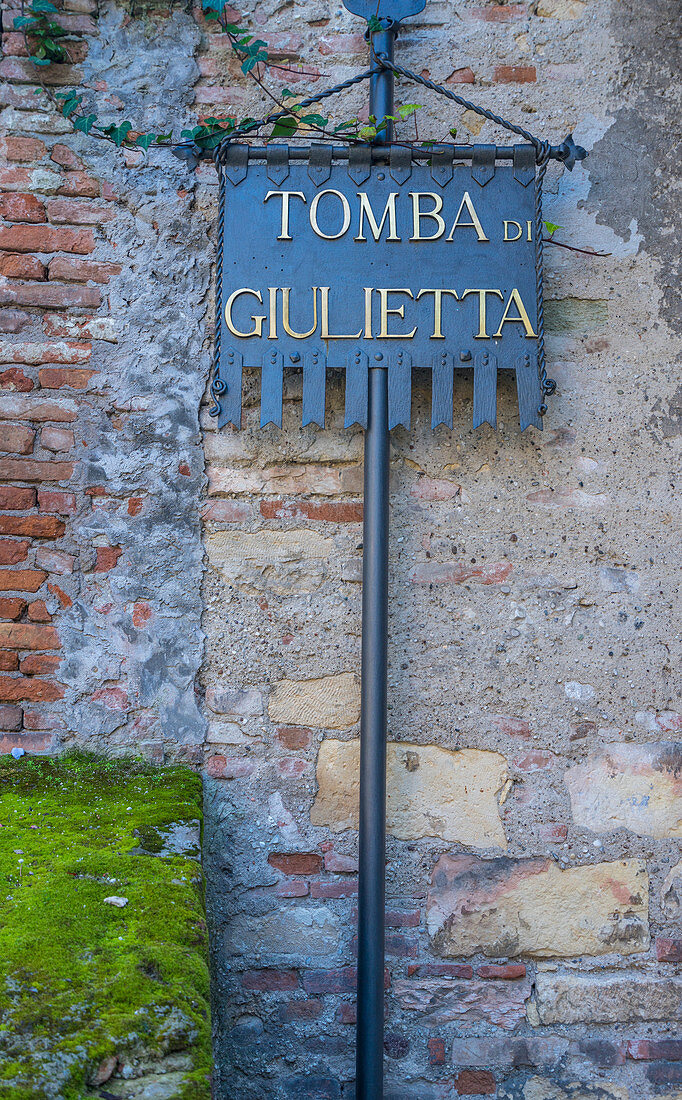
<box><xmin>209</xmin><ymin>3</ymin><xmax>587</xmax><ymax>1095</ymax></box>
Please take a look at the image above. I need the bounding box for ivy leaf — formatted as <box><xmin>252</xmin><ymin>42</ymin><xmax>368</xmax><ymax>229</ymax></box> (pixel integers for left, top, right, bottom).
<box><xmin>299</xmin><ymin>114</ymin><xmax>328</xmax><ymax>128</ymax></box>
<box><xmin>60</xmin><ymin>94</ymin><xmax>83</xmax><ymax>117</ymax></box>
<box><xmin>543</xmin><ymin>220</ymin><xmax>562</xmax><ymax>236</ymax></box>
<box><xmin>397</xmin><ymin>103</ymin><xmax>420</xmax><ymax>121</ymax></box>
<box><xmin>29</xmin><ymin>56</ymin><xmax>51</xmax><ymax>65</ymax></box>
<box><xmin>181</xmin><ymin>126</ymin><xmax>203</xmax><ymax>140</ymax></box>
<box><xmin>333</xmin><ymin>119</ymin><xmax>357</xmax><ymax>132</ymax></box>
<box><xmin>270</xmin><ymin>115</ymin><xmax>298</xmax><ymax>138</ymax></box>
<box><xmin>155</xmin><ymin>133</ymin><xmax>172</xmax><ymax>143</ymax></box>
<box><xmin>102</xmin><ymin>121</ymin><xmax>132</xmax><ymax>147</ymax></box>
<box><xmin>30</xmin><ymin>0</ymin><xmax>59</xmax><ymax>11</ymax></box>
<box><xmin>135</xmin><ymin>132</ymin><xmax>156</xmax><ymax>150</ymax></box>
<box><xmin>358</xmin><ymin>124</ymin><xmax>377</xmax><ymax>141</ymax></box>
<box><xmin>13</xmin><ymin>15</ymin><xmax>39</xmax><ymax>28</ymax></box>
<box><xmin>201</xmin><ymin>0</ymin><xmax>224</xmax><ymax>9</ymax></box>
<box><xmin>367</xmin><ymin>14</ymin><xmax>382</xmax><ymax>31</ymax></box>
<box><xmin>448</xmin><ymin>127</ymin><xmax>458</xmax><ymax>138</ymax></box>
<box><xmin>281</xmin><ymin>88</ymin><xmax>297</xmax><ymax>99</ymax></box>
<box><xmin>73</xmin><ymin>113</ymin><xmax>97</xmax><ymax>134</ymax></box>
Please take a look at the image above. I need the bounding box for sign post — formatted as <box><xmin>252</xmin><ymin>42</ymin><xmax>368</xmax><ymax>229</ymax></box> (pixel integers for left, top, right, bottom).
<box><xmin>210</xmin><ymin>5</ymin><xmax>585</xmax><ymax>1093</ymax></box>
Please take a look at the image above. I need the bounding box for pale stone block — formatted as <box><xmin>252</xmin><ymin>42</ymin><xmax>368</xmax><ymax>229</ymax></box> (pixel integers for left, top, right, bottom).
<box><xmin>565</xmin><ymin>742</ymin><xmax>682</xmax><ymax>838</ymax></box>
<box><xmin>427</xmin><ymin>854</ymin><xmax>648</xmax><ymax>957</ymax></box>
<box><xmin>450</xmin><ymin>1035</ymin><xmax>569</xmax><ymax>1069</ymax></box>
<box><xmin>394</xmin><ymin>976</ymin><xmax>529</xmax><ymax>1029</ymax></box>
<box><xmin>311</xmin><ymin>740</ymin><xmax>508</xmax><ymax>847</ymax></box>
<box><xmin>533</xmin><ymin>971</ymin><xmax>682</xmax><ymax>1025</ymax></box>
<box><xmin>269</xmin><ymin>672</ymin><xmax>360</xmax><ymax>730</ymax></box>
<box><xmin>206</xmin><ymin>529</ymin><xmax>333</xmax><ymax>594</ymax></box>
<box><xmin>226</xmin><ymin>907</ymin><xmax>339</xmax><ymax>957</ymax></box>
<box><xmin>536</xmin><ymin>0</ymin><xmax>586</xmax><ymax>16</ymax></box>
<box><xmin>523</xmin><ymin>1080</ymin><xmax>628</xmax><ymax>1100</ymax></box>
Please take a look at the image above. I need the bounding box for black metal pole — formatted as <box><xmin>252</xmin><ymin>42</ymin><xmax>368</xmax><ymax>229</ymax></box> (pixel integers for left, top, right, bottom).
<box><xmin>355</xmin><ymin>23</ymin><xmax>395</xmax><ymax>1100</ymax></box>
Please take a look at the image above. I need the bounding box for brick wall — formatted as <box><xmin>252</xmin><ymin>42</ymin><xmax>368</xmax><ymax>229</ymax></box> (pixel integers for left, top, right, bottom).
<box><xmin>2</xmin><ymin>0</ymin><xmax>682</xmax><ymax>1097</ymax></box>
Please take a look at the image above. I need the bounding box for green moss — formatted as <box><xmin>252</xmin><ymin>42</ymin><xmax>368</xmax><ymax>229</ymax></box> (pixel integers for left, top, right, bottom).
<box><xmin>0</xmin><ymin>753</ymin><xmax>211</xmax><ymax>1100</ymax></box>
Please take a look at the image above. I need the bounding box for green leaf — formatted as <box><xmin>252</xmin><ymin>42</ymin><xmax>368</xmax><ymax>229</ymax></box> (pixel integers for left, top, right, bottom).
<box><xmin>270</xmin><ymin>115</ymin><xmax>298</xmax><ymax>138</ymax></box>
<box><xmin>102</xmin><ymin>121</ymin><xmax>132</xmax><ymax>147</ymax></box>
<box><xmin>13</xmin><ymin>15</ymin><xmax>38</xmax><ymax>28</ymax></box>
<box><xmin>281</xmin><ymin>88</ymin><xmax>297</xmax><ymax>99</ymax></box>
<box><xmin>333</xmin><ymin>119</ymin><xmax>357</xmax><ymax>132</ymax></box>
<box><xmin>30</xmin><ymin>0</ymin><xmax>59</xmax><ymax>12</ymax></box>
<box><xmin>135</xmin><ymin>132</ymin><xmax>156</xmax><ymax>150</ymax></box>
<box><xmin>397</xmin><ymin>103</ymin><xmax>421</xmax><ymax>120</ymax></box>
<box><xmin>201</xmin><ymin>0</ymin><xmax>224</xmax><ymax>9</ymax></box>
<box><xmin>29</xmin><ymin>56</ymin><xmax>51</xmax><ymax>65</ymax></box>
<box><xmin>367</xmin><ymin>14</ymin><xmax>382</xmax><ymax>31</ymax></box>
<box><xmin>299</xmin><ymin>114</ymin><xmax>328</xmax><ymax>128</ymax></box>
<box><xmin>73</xmin><ymin>113</ymin><xmax>97</xmax><ymax>134</ymax></box>
<box><xmin>448</xmin><ymin>126</ymin><xmax>458</xmax><ymax>138</ymax></box>
<box><xmin>543</xmin><ymin>220</ymin><xmax>562</xmax><ymax>236</ymax></box>
<box><xmin>358</xmin><ymin>124</ymin><xmax>377</xmax><ymax>141</ymax></box>
<box><xmin>180</xmin><ymin>127</ymin><xmax>202</xmax><ymax>140</ymax></box>
<box><xmin>61</xmin><ymin>95</ymin><xmax>82</xmax><ymax>117</ymax></box>
<box><xmin>155</xmin><ymin>132</ymin><xmax>172</xmax><ymax>143</ymax></box>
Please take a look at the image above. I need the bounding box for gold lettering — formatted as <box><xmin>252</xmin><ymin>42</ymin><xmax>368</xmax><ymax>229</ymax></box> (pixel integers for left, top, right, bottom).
<box><xmin>493</xmin><ymin>288</ymin><xmax>538</xmax><ymax>338</ymax></box>
<box><xmin>320</xmin><ymin>286</ymin><xmax>362</xmax><ymax>339</ymax></box>
<box><xmin>363</xmin><ymin>286</ymin><xmax>373</xmax><ymax>339</ymax></box>
<box><xmin>355</xmin><ymin>192</ymin><xmax>400</xmax><ymax>241</ymax></box>
<box><xmin>446</xmin><ymin>191</ymin><xmax>489</xmax><ymax>242</ymax></box>
<box><xmin>461</xmin><ymin>288</ymin><xmax>504</xmax><ymax>339</ymax></box>
<box><xmin>281</xmin><ymin>287</ymin><xmax>318</xmax><ymax>339</ymax></box>
<box><xmin>310</xmin><ymin>189</ymin><xmax>352</xmax><ymax>240</ymax></box>
<box><xmin>263</xmin><ymin>190</ymin><xmax>306</xmax><ymax>240</ymax></box>
<box><xmin>527</xmin><ymin>220</ymin><xmax>533</xmax><ymax>241</ymax></box>
<box><xmin>225</xmin><ymin>288</ymin><xmax>265</xmax><ymax>339</ymax></box>
<box><xmin>268</xmin><ymin>287</ymin><xmax>277</xmax><ymax>339</ymax></box>
<box><xmin>416</xmin><ymin>288</ymin><xmax>459</xmax><ymax>339</ymax></box>
<box><xmin>409</xmin><ymin>192</ymin><xmax>445</xmax><ymax>241</ymax></box>
<box><xmin>503</xmin><ymin>220</ymin><xmax>523</xmax><ymax>242</ymax></box>
<box><xmin>377</xmin><ymin>288</ymin><xmax>417</xmax><ymax>339</ymax></box>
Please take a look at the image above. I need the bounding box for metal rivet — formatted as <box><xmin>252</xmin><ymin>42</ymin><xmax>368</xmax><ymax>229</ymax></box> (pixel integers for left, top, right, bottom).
<box><xmin>460</xmin><ymin>350</ymin><xmax>471</xmax><ymax>362</ymax></box>
<box><xmin>290</xmin><ymin>353</ymin><xmax>300</xmax><ymax>363</ymax></box>
<box><xmin>375</xmin><ymin>353</ymin><xmax>383</xmax><ymax>361</ymax></box>
<box><xmin>377</xmin><ymin>172</ymin><xmax>385</xmax><ymax>180</ymax></box>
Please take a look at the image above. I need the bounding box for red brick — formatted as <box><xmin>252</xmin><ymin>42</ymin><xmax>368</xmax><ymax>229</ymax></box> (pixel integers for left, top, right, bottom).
<box><xmin>275</xmin><ymin>879</ymin><xmax>309</xmax><ymax>897</ymax></box>
<box><xmin>407</xmin><ymin>963</ymin><xmax>474</xmax><ymax>979</ymax></box>
<box><xmin>127</xmin><ymin>498</ymin><xmax>143</xmax><ymax>517</ymax></box>
<box><xmin>310</xmin><ymin>880</ymin><xmax>358</xmax><ymax>899</ymax></box>
<box><xmin>0</xmin><ymin>397</ymin><xmax>77</xmax><ymax>423</ymax></box>
<box><xmin>384</xmin><ymin>933</ymin><xmax>418</xmax><ymax>957</ymax></box>
<box><xmin>0</xmin><ymin>283</ymin><xmax>101</xmax><ymax>309</ymax></box>
<box><xmin>0</xmin><ymin>192</ymin><xmax>46</xmax><ymax>223</ymax></box>
<box><xmin>38</xmin><ymin>489</ymin><xmax>76</xmax><ymax>514</ymax></box>
<box><xmin>447</xmin><ymin>66</ymin><xmax>475</xmax><ymax>83</ymax></box>
<box><xmin>260</xmin><ymin>499</ymin><xmax>364</xmax><ymax>522</ymax></box>
<box><xmin>0</xmin><ymin>225</ymin><xmax>95</xmax><ymax>254</ymax></box>
<box><xmin>241</xmin><ymin>969</ymin><xmax>299</xmax><ymax>991</ymax></box>
<box><xmin>0</xmin><ymin>487</ymin><xmax>35</xmax><ymax>510</ymax></box>
<box><xmin>48</xmin><ymin>583</ymin><xmax>71</xmax><ymax>612</ymax></box>
<box><xmin>43</xmin><ymin>314</ymin><xmax>114</xmax><ymax>341</ymax></box>
<box><xmin>468</xmin><ymin>3</ymin><xmax>527</xmax><ymax>18</ymax></box>
<box><xmin>0</xmin><ymin>676</ymin><xmax>64</xmax><ymax>701</ymax></box>
<box><xmin>428</xmin><ymin>1037</ymin><xmax>446</xmax><ymax>1065</ymax></box>
<box><xmin>0</xmin><ymin>367</ymin><xmax>33</xmax><ymax>390</ymax></box>
<box><xmin>50</xmin><ymin>144</ymin><xmax>84</xmax><ymax>170</ymax></box>
<box><xmin>324</xmin><ymin>850</ymin><xmax>358</xmax><ymax>873</ymax></box>
<box><xmin>0</xmin><ymin>57</ymin><xmax>81</xmax><ymax>86</ymax></box>
<box><xmin>38</xmin><ymin>368</ymin><xmax>95</xmax><ymax>389</ymax></box>
<box><xmin>477</xmin><ymin>963</ymin><xmax>527</xmax><ymax>980</ymax></box>
<box><xmin>35</xmin><ymin>548</ymin><xmax>73</xmax><ymax>574</ymax></box>
<box><xmin>275</xmin><ymin>725</ymin><xmax>313</xmax><ymax>751</ymax></box>
<box><xmin>20</xmin><ymin>653</ymin><xmax>61</xmax><ymax>674</ymax></box>
<box><xmin>1</xmin><ymin>136</ymin><xmax>47</xmax><ymax>162</ymax></box>
<box><xmin>57</xmin><ymin>172</ymin><xmax>101</xmax><ymax>198</ymax></box>
<box><xmin>336</xmin><ymin>1003</ymin><xmax>356</xmax><ymax>1024</ymax></box>
<box><xmin>132</xmin><ymin>601</ymin><xmax>152</xmax><ymax>627</ymax></box>
<box><xmin>268</xmin><ymin>852</ymin><xmax>323</xmax><ymax>876</ymax></box>
<box><xmin>0</xmin><ymin>703</ymin><xmax>22</xmax><ymax>730</ymax></box>
<box><xmin>0</xmin><ymin>515</ymin><xmax>65</xmax><ymax>538</ymax></box>
<box><xmin>628</xmin><ymin>1040</ymin><xmax>682</xmax><ymax>1061</ymax></box>
<box><xmin>493</xmin><ymin>65</ymin><xmax>536</xmax><ymax>83</ymax></box>
<box><xmin>0</xmin><ymin>652</ymin><xmax>19</xmax><ymax>671</ymax></box>
<box><xmin>454</xmin><ymin>1070</ymin><xmax>496</xmax><ymax>1095</ymax></box>
<box><xmin>303</xmin><ymin>967</ymin><xmax>390</xmax><ymax>995</ymax></box>
<box><xmin>656</xmin><ymin>937</ymin><xmax>682</xmax><ymax>963</ymax></box>
<box><xmin>48</xmin><ymin>256</ymin><xmax>120</xmax><ymax>284</ymax></box>
<box><xmin>386</xmin><ymin>910</ymin><xmax>421</xmax><ymax>928</ymax></box>
<box><xmin>0</xmin><ymin>540</ymin><xmax>29</xmax><ymax>565</ymax></box>
<box><xmin>0</xmin><ymin>459</ymin><xmax>73</xmax><ymax>482</ymax></box>
<box><xmin>0</xmin><ymin>569</ymin><xmax>46</xmax><ymax>592</ymax></box>
<box><xmin>278</xmin><ymin>999</ymin><xmax>324</xmax><ymax>1022</ymax></box>
<box><xmin>93</xmin><ymin>545</ymin><xmax>122</xmax><ymax>572</ymax></box>
<box><xmin>46</xmin><ymin>199</ymin><xmax>115</xmax><ymax>225</ymax></box>
<box><xmin>317</xmin><ymin>32</ymin><xmax>366</xmax><ymax>55</ymax></box>
<box><xmin>0</xmin><ymin>623</ymin><xmax>60</xmax><ymax>649</ymax></box>
<box><xmin>205</xmin><ymin>754</ymin><xmax>254</xmax><ymax>779</ymax></box>
<box><xmin>0</xmin><ymin>341</ymin><xmax>91</xmax><ymax>366</ymax></box>
<box><xmin>41</xmin><ymin>426</ymin><xmax>74</xmax><ymax>452</ymax></box>
<box><xmin>200</xmin><ymin>499</ymin><xmax>254</xmax><ymax>523</ymax></box>
<box><xmin>0</xmin><ymin>732</ymin><xmax>55</xmax><ymax>753</ymax></box>
<box><xmin>27</xmin><ymin>600</ymin><xmax>51</xmax><ymax>622</ymax></box>
<box><xmin>0</xmin><ymin>424</ymin><xmax>34</xmax><ymax>454</ymax></box>
<box><xmin>22</xmin><ymin>710</ymin><xmax>63</xmax><ymax>731</ymax></box>
<box><xmin>0</xmin><ymin>597</ymin><xmax>25</xmax><ymax>619</ymax></box>
<box><xmin>0</xmin><ymin>253</ymin><xmax>46</xmax><ymax>279</ymax></box>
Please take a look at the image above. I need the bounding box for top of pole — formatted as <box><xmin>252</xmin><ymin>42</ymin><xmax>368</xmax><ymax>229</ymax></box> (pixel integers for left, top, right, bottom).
<box><xmin>341</xmin><ymin>0</ymin><xmax>426</xmax><ymax>27</ymax></box>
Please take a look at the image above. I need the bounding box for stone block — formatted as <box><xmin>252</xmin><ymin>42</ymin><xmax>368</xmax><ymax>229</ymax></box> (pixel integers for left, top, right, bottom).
<box><xmin>269</xmin><ymin>673</ymin><xmax>360</xmax><ymax>730</ymax></box>
<box><xmin>565</xmin><ymin>742</ymin><xmax>682</xmax><ymax>838</ymax></box>
<box><xmin>427</xmin><ymin>854</ymin><xmax>648</xmax><ymax>957</ymax></box>
<box><xmin>394</xmin><ymin>975</ymin><xmax>530</xmax><ymax>1029</ymax></box>
<box><xmin>311</xmin><ymin>740</ymin><xmax>508</xmax><ymax>846</ymax></box>
<box><xmin>450</xmin><ymin>1035</ymin><xmax>569</xmax><ymax>1069</ymax></box>
<box><xmin>206</xmin><ymin>529</ymin><xmax>333</xmax><ymax>594</ymax></box>
<box><xmin>533</xmin><ymin>972</ymin><xmax>682</xmax><ymax>1024</ymax></box>
<box><xmin>226</xmin><ymin>907</ymin><xmax>339</xmax><ymax>957</ymax></box>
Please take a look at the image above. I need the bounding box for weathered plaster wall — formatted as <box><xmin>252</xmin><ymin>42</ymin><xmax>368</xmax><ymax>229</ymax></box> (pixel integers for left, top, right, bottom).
<box><xmin>1</xmin><ymin>0</ymin><xmax>681</xmax><ymax>1097</ymax></box>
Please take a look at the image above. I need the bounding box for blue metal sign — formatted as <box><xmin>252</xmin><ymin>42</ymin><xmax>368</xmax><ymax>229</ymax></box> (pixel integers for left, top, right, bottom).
<box><xmin>214</xmin><ymin>144</ymin><xmax>544</xmax><ymax>432</ymax></box>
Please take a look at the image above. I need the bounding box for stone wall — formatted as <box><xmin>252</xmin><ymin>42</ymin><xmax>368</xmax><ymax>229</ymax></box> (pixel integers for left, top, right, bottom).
<box><xmin>1</xmin><ymin>0</ymin><xmax>681</xmax><ymax>1097</ymax></box>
